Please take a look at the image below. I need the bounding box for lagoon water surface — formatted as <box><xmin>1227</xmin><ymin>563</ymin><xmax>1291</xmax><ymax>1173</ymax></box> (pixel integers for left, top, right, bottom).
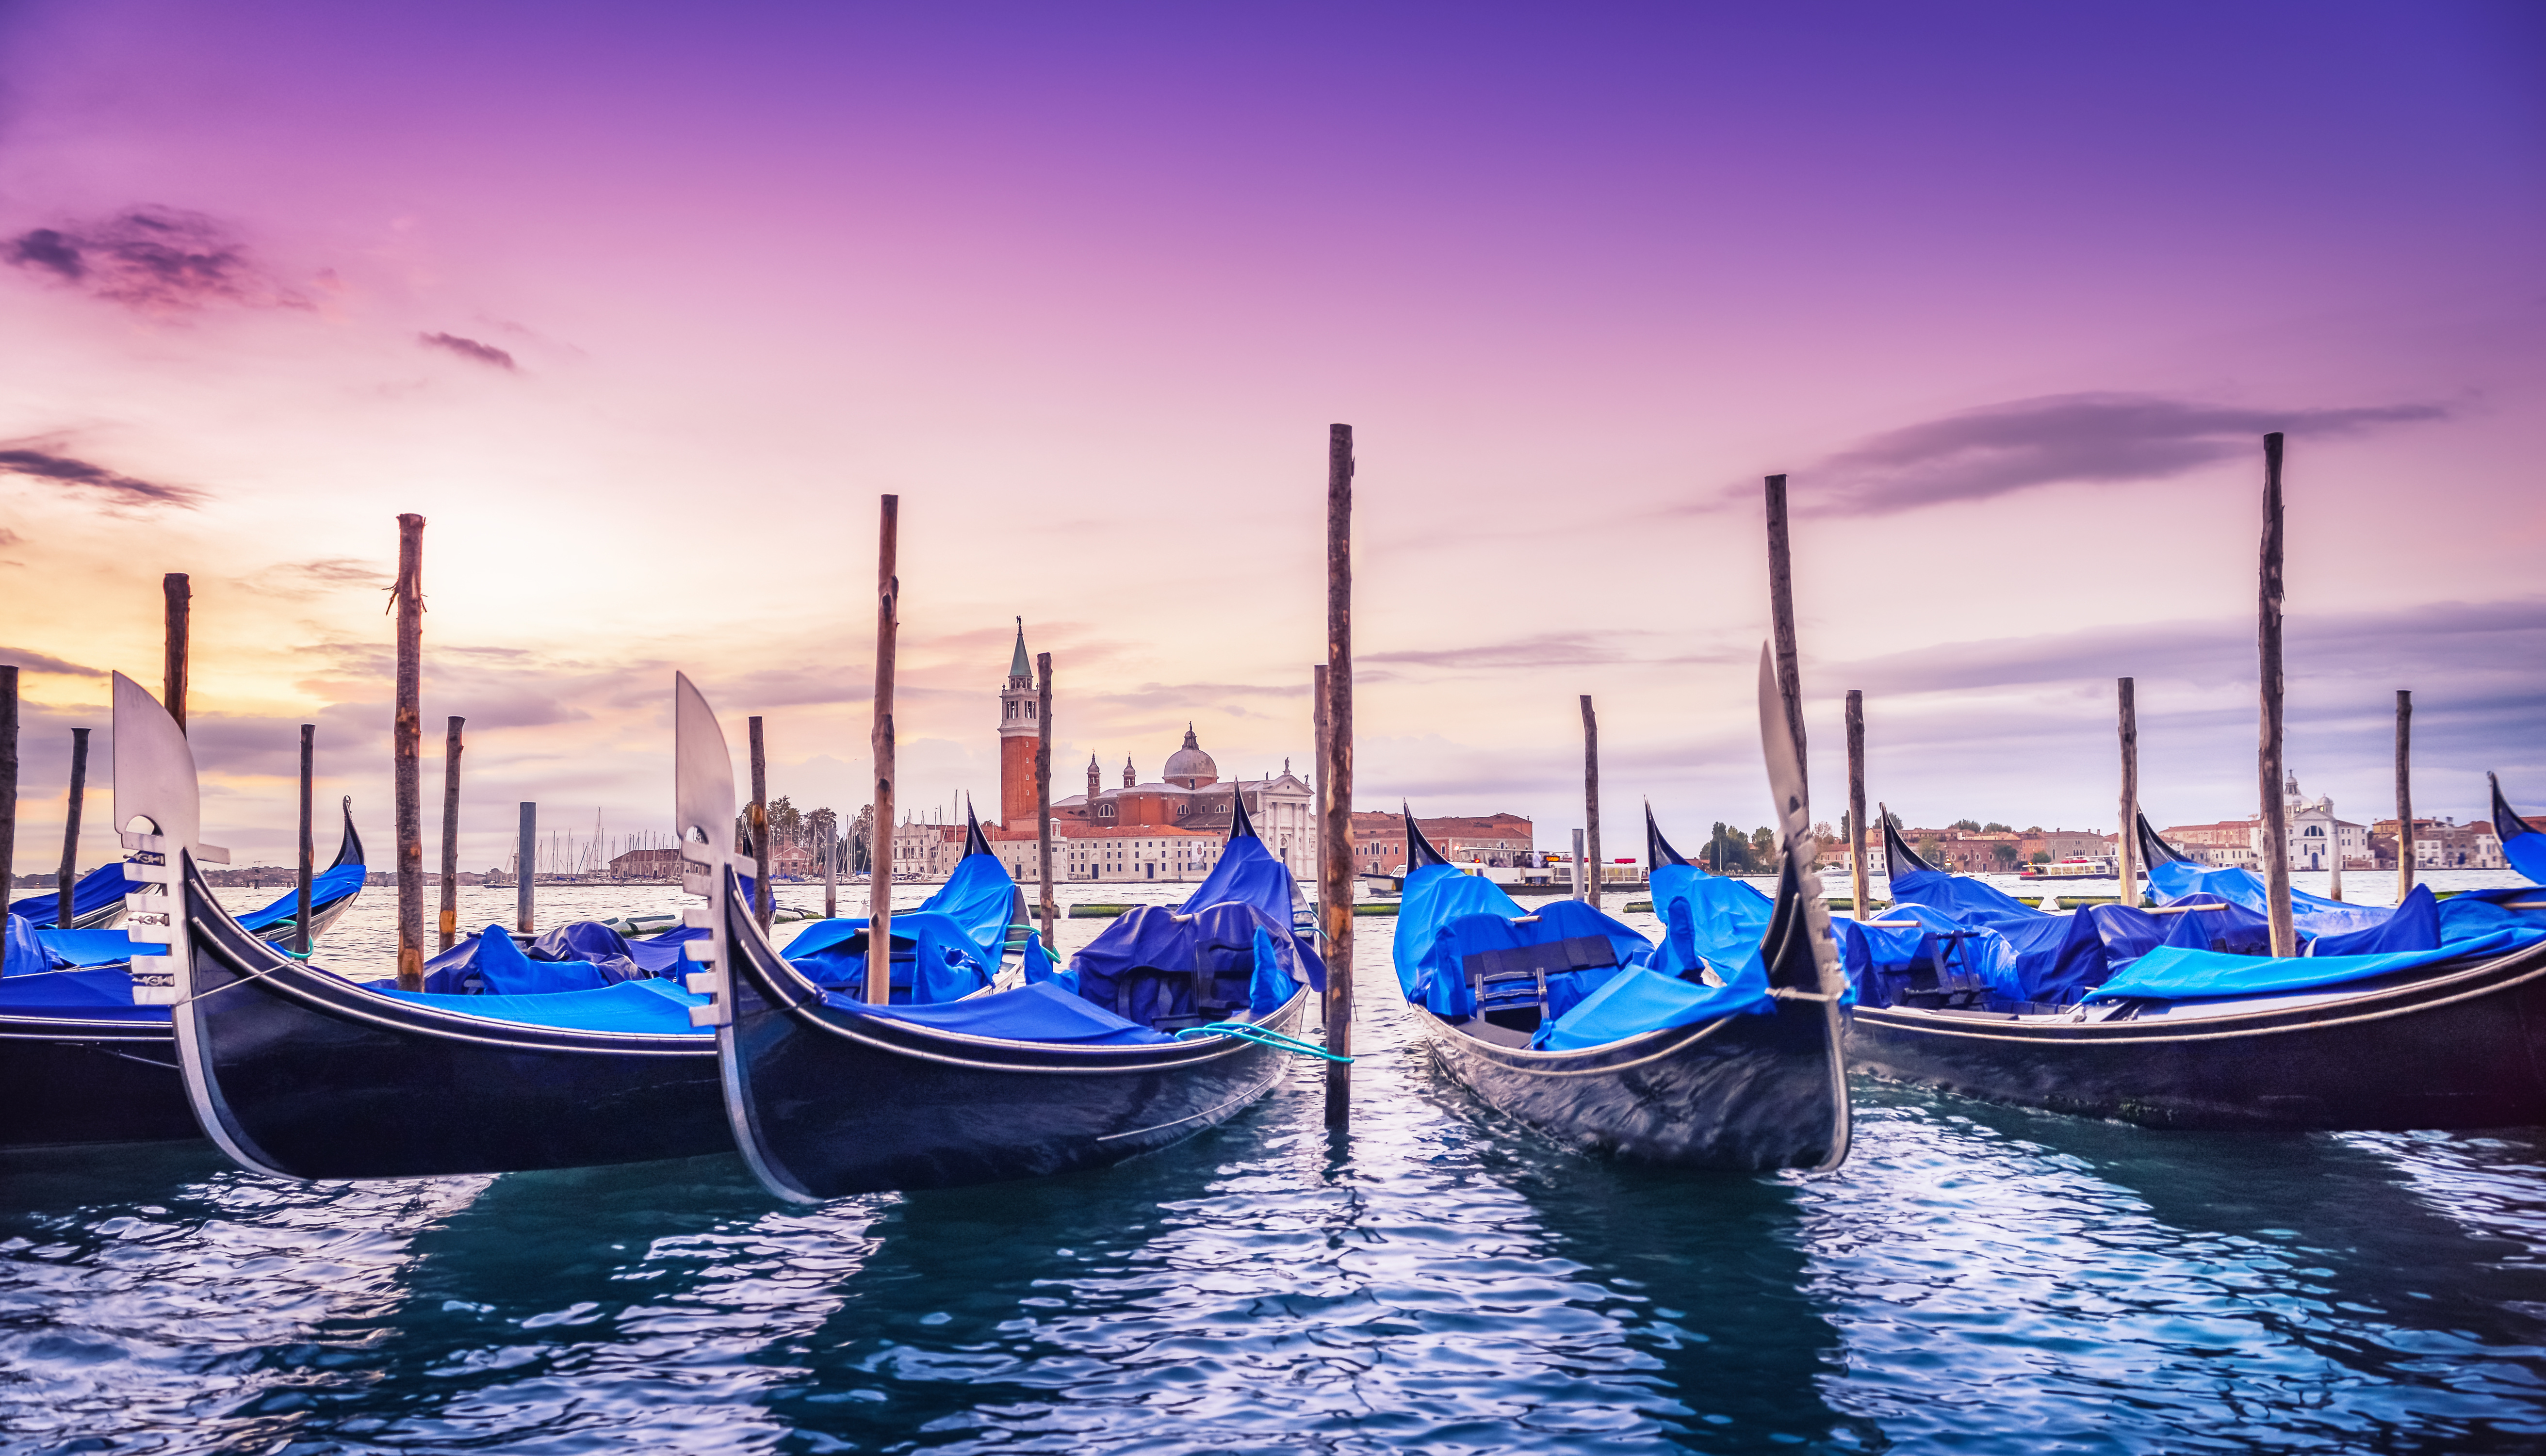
<box><xmin>3</xmin><ymin>880</ymin><xmax>2543</xmax><ymax>1453</ymax></box>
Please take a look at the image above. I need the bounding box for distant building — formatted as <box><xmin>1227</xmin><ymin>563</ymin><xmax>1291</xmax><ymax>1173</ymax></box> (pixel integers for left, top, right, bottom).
<box><xmin>1347</xmin><ymin>811</ymin><xmax>1535</xmax><ymax>874</ymax></box>
<box><xmin>2162</xmin><ymin>774</ymin><xmax>2373</xmax><ymax>872</ymax></box>
<box><xmin>2370</xmin><ymin>816</ymin><xmax>2503</xmax><ymax>870</ymax></box>
<box><xmin>609</xmin><ymin>847</ymin><xmax>682</xmax><ymax>879</ymax></box>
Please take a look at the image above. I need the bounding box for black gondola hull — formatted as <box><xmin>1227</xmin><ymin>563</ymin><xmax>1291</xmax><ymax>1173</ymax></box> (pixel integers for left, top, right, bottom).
<box><xmin>720</xmin><ymin>887</ymin><xmax>1310</xmax><ymax>1199</ymax></box>
<box><xmin>0</xmin><ymin>1016</ymin><xmax>199</xmax><ymax>1149</ymax></box>
<box><xmin>1846</xmin><ymin>941</ymin><xmax>2546</xmax><ymax>1131</ymax></box>
<box><xmin>1410</xmin><ymin>998</ymin><xmax>1843</xmax><ymax>1169</ymax></box>
<box><xmin>175</xmin><ymin>860</ymin><xmax>731</xmax><ymax>1179</ymax></box>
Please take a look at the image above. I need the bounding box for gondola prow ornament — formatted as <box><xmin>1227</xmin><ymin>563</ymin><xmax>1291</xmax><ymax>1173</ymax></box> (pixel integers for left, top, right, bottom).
<box><xmin>674</xmin><ymin>672</ymin><xmax>738</xmax><ymax>1029</ymax></box>
<box><xmin>112</xmin><ymin>671</ymin><xmax>227</xmax><ymax>1007</ymax></box>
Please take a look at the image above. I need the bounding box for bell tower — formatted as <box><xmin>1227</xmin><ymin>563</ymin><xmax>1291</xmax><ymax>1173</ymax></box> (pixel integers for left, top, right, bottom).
<box><xmin>996</xmin><ymin>619</ymin><xmax>1038</xmax><ymax>828</ymax></box>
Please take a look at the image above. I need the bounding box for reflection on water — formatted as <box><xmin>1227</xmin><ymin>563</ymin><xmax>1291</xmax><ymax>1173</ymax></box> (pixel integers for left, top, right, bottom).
<box><xmin>5</xmin><ymin>906</ymin><xmax>2544</xmax><ymax>1452</ymax></box>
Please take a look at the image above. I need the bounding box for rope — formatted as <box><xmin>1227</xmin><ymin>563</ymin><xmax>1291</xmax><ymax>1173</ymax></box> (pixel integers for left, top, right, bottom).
<box><xmin>1174</xmin><ymin>1020</ymin><xmax>1353</xmax><ymax>1062</ymax></box>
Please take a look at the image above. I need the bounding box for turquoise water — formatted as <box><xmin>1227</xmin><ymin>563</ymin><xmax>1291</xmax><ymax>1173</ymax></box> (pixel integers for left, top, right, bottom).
<box><xmin>4</xmin><ymin>888</ymin><xmax>2544</xmax><ymax>1452</ymax></box>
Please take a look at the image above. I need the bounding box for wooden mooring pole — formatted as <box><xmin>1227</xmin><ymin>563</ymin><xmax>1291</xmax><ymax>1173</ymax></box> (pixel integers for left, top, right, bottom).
<box><xmin>296</xmin><ymin>725</ymin><xmax>315</xmax><ymax>955</ymax></box>
<box><xmin>823</xmin><ymin>808</ymin><xmax>838</xmax><ymax>920</ymax></box>
<box><xmin>2117</xmin><ymin>678</ymin><xmax>2139</xmax><ymax>909</ymax></box>
<box><xmin>867</xmin><ymin>495</ymin><xmax>900</xmax><ymax>1008</ymax></box>
<box><xmin>1763</xmin><ymin>474</ymin><xmax>1808</xmax><ymax>806</ymax></box>
<box><xmin>1036</xmin><ymin>651</ymin><xmax>1056</xmax><ymax>943</ymax></box>
<box><xmin>439</xmin><ymin>717</ymin><xmax>464</xmax><ymax>950</ymax></box>
<box><xmin>392</xmin><ymin>514</ymin><xmax>426</xmax><ymax>989</ymax></box>
<box><xmin>748</xmin><ymin>716</ymin><xmax>773</xmax><ymax>933</ymax></box>
<box><xmin>516</xmin><ymin>803</ymin><xmax>536</xmax><ymax>933</ymax></box>
<box><xmin>2256</xmin><ymin>434</ymin><xmax>2295</xmax><ymax>956</ymax></box>
<box><xmin>163</xmin><ymin>573</ymin><xmax>190</xmax><ymax>733</ymax></box>
<box><xmin>2395</xmin><ymin>690</ymin><xmax>2415</xmax><ymax>900</ymax></box>
<box><xmin>58</xmin><ymin>727</ymin><xmax>89</xmax><ymax>929</ymax></box>
<box><xmin>0</xmin><ymin>667</ymin><xmax>16</xmax><ymax>901</ymax></box>
<box><xmin>1314</xmin><ymin>663</ymin><xmax>1331</xmax><ymax>940</ymax></box>
<box><xmin>1845</xmin><ymin>690</ymin><xmax>1869</xmax><ymax>913</ymax></box>
<box><xmin>1321</xmin><ymin>424</ymin><xmax>1355</xmax><ymax>1125</ymax></box>
<box><xmin>1580</xmin><ymin>695</ymin><xmax>1602</xmax><ymax>910</ymax></box>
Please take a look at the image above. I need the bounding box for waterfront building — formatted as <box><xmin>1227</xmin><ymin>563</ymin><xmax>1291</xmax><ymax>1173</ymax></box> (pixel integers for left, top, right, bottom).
<box><xmin>2369</xmin><ymin>816</ymin><xmax>2505</xmax><ymax>870</ymax></box>
<box><xmin>1346</xmin><ymin>811</ymin><xmax>1535</xmax><ymax>874</ymax></box>
<box><xmin>2161</xmin><ymin>775</ymin><xmax>2374</xmax><ymax>872</ymax></box>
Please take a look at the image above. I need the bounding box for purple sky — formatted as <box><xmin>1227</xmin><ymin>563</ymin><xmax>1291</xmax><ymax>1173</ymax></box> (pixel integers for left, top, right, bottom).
<box><xmin>3</xmin><ymin>1</ymin><xmax>2542</xmax><ymax>870</ymax></box>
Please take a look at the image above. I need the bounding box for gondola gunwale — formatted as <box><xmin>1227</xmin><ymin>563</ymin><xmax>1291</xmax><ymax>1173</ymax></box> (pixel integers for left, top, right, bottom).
<box><xmin>1851</xmin><ymin>935</ymin><xmax>2546</xmax><ymax>1047</ymax></box>
<box><xmin>180</xmin><ymin>855</ymin><xmax>716</xmax><ymax>1058</ymax></box>
<box><xmin>721</xmin><ymin>863</ymin><xmax>1314</xmax><ymax>1075</ymax></box>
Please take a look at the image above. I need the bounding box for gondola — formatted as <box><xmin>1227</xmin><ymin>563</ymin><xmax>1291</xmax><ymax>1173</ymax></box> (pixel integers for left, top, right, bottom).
<box><xmin>0</xmin><ymin>780</ymin><xmax>372</xmax><ymax>1150</ymax></box>
<box><xmin>1395</xmin><ymin>648</ymin><xmax>1850</xmax><ymax>1171</ymax></box>
<box><xmin>1845</xmin><ymin>806</ymin><xmax>2546</xmax><ymax>1131</ymax></box>
<box><xmin>679</xmin><ymin>673</ymin><xmax>1323</xmax><ymax>1201</ymax></box>
<box><xmin>111</xmin><ymin>674</ymin><xmax>732</xmax><ymax>1178</ymax></box>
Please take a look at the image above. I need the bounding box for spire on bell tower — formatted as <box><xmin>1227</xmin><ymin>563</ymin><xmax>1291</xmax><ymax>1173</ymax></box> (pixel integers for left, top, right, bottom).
<box><xmin>1123</xmin><ymin>756</ymin><xmax>1136</xmax><ymax>789</ymax></box>
<box><xmin>1087</xmin><ymin>753</ymin><xmax>1101</xmax><ymax>800</ymax></box>
<box><xmin>995</xmin><ymin>618</ymin><xmax>1039</xmax><ymax>828</ymax></box>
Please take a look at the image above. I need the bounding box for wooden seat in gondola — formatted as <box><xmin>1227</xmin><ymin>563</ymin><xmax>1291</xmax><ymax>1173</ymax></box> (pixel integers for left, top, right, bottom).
<box><xmin>1884</xmin><ymin>927</ymin><xmax>1991</xmax><ymax>1010</ymax></box>
<box><xmin>1457</xmin><ymin>932</ymin><xmax>1618</xmax><ymax>1039</ymax></box>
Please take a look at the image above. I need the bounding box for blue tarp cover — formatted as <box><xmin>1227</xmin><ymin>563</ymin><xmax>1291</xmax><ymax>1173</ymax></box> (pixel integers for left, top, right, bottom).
<box><xmin>2087</xmin><ymin>895</ymin><xmax>2275</xmax><ymax>975</ymax></box>
<box><xmin>1887</xmin><ymin>861</ymin><xmax>2110</xmax><ymax>1004</ymax></box>
<box><xmin>9</xmin><ymin>864</ymin><xmax>127</xmax><ymax>929</ymax></box>
<box><xmin>2437</xmin><ymin>890</ymin><xmax>2546</xmax><ymax>942</ymax></box>
<box><xmin>1409</xmin><ymin>898</ymin><xmax>1646</xmax><ymax>1020</ymax></box>
<box><xmin>2505</xmin><ymin>828</ymin><xmax>2546</xmax><ymax>885</ymax></box>
<box><xmin>832</xmin><ymin>978</ymin><xmax>1171</xmax><ymax>1045</ymax></box>
<box><xmin>1838</xmin><ymin>905</ymin><xmax>2024</xmax><ymax>1005</ymax></box>
<box><xmin>0</xmin><ymin>965</ymin><xmax>167</xmax><ymax>1020</ymax></box>
<box><xmin>1534</xmin><ymin>961</ymin><xmax>1774</xmax><ymax>1051</ymax></box>
<box><xmin>780</xmin><ymin>850</ymin><xmax>1020</xmax><ymax>1003</ymax></box>
<box><xmin>2146</xmin><ymin>861</ymin><xmax>2393</xmax><ymax>939</ymax></box>
<box><xmin>1646</xmin><ymin>864</ymin><xmax>1771</xmax><ymax>983</ymax></box>
<box><xmin>5</xmin><ymin>913</ymin><xmax>60</xmax><ymax>979</ymax></box>
<box><xmin>628</xmin><ymin>925</ymin><xmax>705</xmax><ymax>976</ymax></box>
<box><xmin>1179</xmin><ymin>834</ymin><xmax>1298</xmax><ymax>922</ymax></box>
<box><xmin>2085</xmin><ymin>926</ymin><xmax>2546</xmax><ymax>1002</ymax></box>
<box><xmin>431</xmin><ymin>922</ymin><xmax>620</xmax><ymax>995</ymax></box>
<box><xmin>2307</xmin><ymin>884</ymin><xmax>2440</xmax><ymax>958</ymax></box>
<box><xmin>34</xmin><ymin>928</ymin><xmax>141</xmax><ymax>968</ymax></box>
<box><xmin>374</xmin><ymin>976</ymin><xmax>711</xmax><ymax>1035</ymax></box>
<box><xmin>233</xmin><ymin>864</ymin><xmax>368</xmax><ymax>932</ymax></box>
<box><xmin>1065</xmin><ymin>899</ymin><xmax>1307</xmax><ymax>1026</ymax></box>
<box><xmin>1392</xmin><ymin>865</ymin><xmax>1540</xmax><ymax>997</ymax></box>
<box><xmin>785</xmin><ymin>909</ymin><xmax>995</xmax><ymax>1004</ymax></box>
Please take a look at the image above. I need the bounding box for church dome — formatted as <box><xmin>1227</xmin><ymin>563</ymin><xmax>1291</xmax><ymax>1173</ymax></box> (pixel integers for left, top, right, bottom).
<box><xmin>1162</xmin><ymin>725</ymin><xmax>1218</xmax><ymax>788</ymax></box>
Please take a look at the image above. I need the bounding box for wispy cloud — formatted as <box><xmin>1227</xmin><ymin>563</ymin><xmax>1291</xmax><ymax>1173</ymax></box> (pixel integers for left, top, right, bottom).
<box><xmin>1801</xmin><ymin>392</ymin><xmax>2447</xmax><ymax>516</ymax></box>
<box><xmin>419</xmin><ymin>332</ymin><xmax>517</xmax><ymax>370</ymax></box>
<box><xmin>0</xmin><ymin>446</ymin><xmax>205</xmax><ymax>509</ymax></box>
<box><xmin>4</xmin><ymin>206</ymin><xmax>304</xmax><ymax>314</ymax></box>
<box><xmin>0</xmin><ymin>646</ymin><xmax>105</xmax><ymax>677</ymax></box>
<box><xmin>1363</xmin><ymin>631</ymin><xmax>1740</xmax><ymax>673</ymax></box>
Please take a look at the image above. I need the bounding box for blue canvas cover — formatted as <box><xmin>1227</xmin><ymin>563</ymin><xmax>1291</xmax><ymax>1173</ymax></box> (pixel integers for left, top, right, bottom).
<box><xmin>2436</xmin><ymin>889</ymin><xmax>2546</xmax><ymax>942</ymax></box>
<box><xmin>784</xmin><ymin>909</ymin><xmax>995</xmax><ymax>1005</ymax></box>
<box><xmin>1534</xmin><ymin>962</ymin><xmax>1774</xmax><ymax>1051</ymax></box>
<box><xmin>33</xmin><ymin>928</ymin><xmax>140</xmax><ymax>968</ymax></box>
<box><xmin>0</xmin><ymin>965</ymin><xmax>168</xmax><ymax>1021</ymax></box>
<box><xmin>2086</xmin><ymin>895</ymin><xmax>2276</xmax><ymax>976</ymax></box>
<box><xmin>1403</xmin><ymin>896</ymin><xmax>1649</xmax><ymax>1020</ymax></box>
<box><xmin>2306</xmin><ymin>884</ymin><xmax>2440</xmax><ymax>958</ymax></box>
<box><xmin>1066</xmin><ymin>900</ymin><xmax>1308</xmax><ymax>1027</ymax></box>
<box><xmin>430</xmin><ymin>922</ymin><xmax>618</xmax><ymax>995</ymax></box>
<box><xmin>1393</xmin><ymin>864</ymin><xmax>1536</xmax><ymax>997</ymax></box>
<box><xmin>2144</xmin><ymin>861</ymin><xmax>2392</xmax><ymax>940</ymax></box>
<box><xmin>9</xmin><ymin>863</ymin><xmax>127</xmax><ymax>930</ymax></box>
<box><xmin>1179</xmin><ymin>833</ymin><xmax>1297</xmax><ymax>922</ymax></box>
<box><xmin>628</xmin><ymin>925</ymin><xmax>705</xmax><ymax>976</ymax></box>
<box><xmin>2085</xmin><ymin>926</ymin><xmax>2546</xmax><ymax>1003</ymax></box>
<box><xmin>374</xmin><ymin>976</ymin><xmax>711</xmax><ymax>1035</ymax></box>
<box><xmin>530</xmin><ymin>921</ymin><xmax>640</xmax><ymax>980</ymax></box>
<box><xmin>1838</xmin><ymin>904</ymin><xmax>2024</xmax><ymax>1005</ymax></box>
<box><xmin>1888</xmin><ymin>856</ymin><xmax>2111</xmax><ymax>1004</ymax></box>
<box><xmin>835</xmin><ymin>978</ymin><xmax>1172</xmax><ymax>1045</ymax></box>
<box><xmin>232</xmin><ymin>863</ymin><xmax>368</xmax><ymax>933</ymax></box>
<box><xmin>1646</xmin><ymin>864</ymin><xmax>1772</xmax><ymax>983</ymax></box>
<box><xmin>4</xmin><ymin>913</ymin><xmax>63</xmax><ymax>979</ymax></box>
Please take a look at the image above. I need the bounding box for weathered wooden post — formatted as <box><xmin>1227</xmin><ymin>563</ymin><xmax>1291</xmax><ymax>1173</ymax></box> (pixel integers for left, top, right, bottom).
<box><xmin>516</xmin><ymin>802</ymin><xmax>536</xmax><ymax>933</ymax></box>
<box><xmin>2117</xmin><ymin>677</ymin><xmax>2139</xmax><ymax>908</ymax></box>
<box><xmin>748</xmin><ymin>715</ymin><xmax>773</xmax><ymax>933</ymax></box>
<box><xmin>438</xmin><ymin>716</ymin><xmax>464</xmax><ymax>950</ymax></box>
<box><xmin>868</xmin><ymin>494</ymin><xmax>900</xmax><ymax>1007</ymax></box>
<box><xmin>2256</xmin><ymin>434</ymin><xmax>2295</xmax><ymax>956</ymax></box>
<box><xmin>1571</xmin><ymin>828</ymin><xmax>1588</xmax><ymax>900</ymax></box>
<box><xmin>163</xmin><ymin>573</ymin><xmax>190</xmax><ymax>733</ymax></box>
<box><xmin>58</xmin><ymin>727</ymin><xmax>89</xmax><ymax>929</ymax></box>
<box><xmin>1580</xmin><ymin>695</ymin><xmax>1602</xmax><ymax>909</ymax></box>
<box><xmin>1763</xmin><ymin>474</ymin><xmax>1808</xmax><ymax>804</ymax></box>
<box><xmin>392</xmin><ymin>514</ymin><xmax>426</xmax><ymax>990</ymax></box>
<box><xmin>1036</xmin><ymin>650</ymin><xmax>1056</xmax><ymax>943</ymax></box>
<box><xmin>1321</xmin><ymin>424</ymin><xmax>1355</xmax><ymax>1125</ymax></box>
<box><xmin>0</xmin><ymin>667</ymin><xmax>16</xmax><ymax>900</ymax></box>
<box><xmin>296</xmin><ymin>724</ymin><xmax>315</xmax><ymax>955</ymax></box>
<box><xmin>822</xmin><ymin>809</ymin><xmax>838</xmax><ymax>920</ymax></box>
<box><xmin>1314</xmin><ymin>663</ymin><xmax>1331</xmax><ymax>950</ymax></box>
<box><xmin>2395</xmin><ymin>690</ymin><xmax>2415</xmax><ymax>899</ymax></box>
<box><xmin>1845</xmin><ymin>690</ymin><xmax>1869</xmax><ymax>914</ymax></box>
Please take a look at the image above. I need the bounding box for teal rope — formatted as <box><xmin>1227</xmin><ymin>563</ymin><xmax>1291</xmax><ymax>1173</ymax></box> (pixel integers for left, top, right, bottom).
<box><xmin>1174</xmin><ymin>1020</ymin><xmax>1354</xmax><ymax>1062</ymax></box>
